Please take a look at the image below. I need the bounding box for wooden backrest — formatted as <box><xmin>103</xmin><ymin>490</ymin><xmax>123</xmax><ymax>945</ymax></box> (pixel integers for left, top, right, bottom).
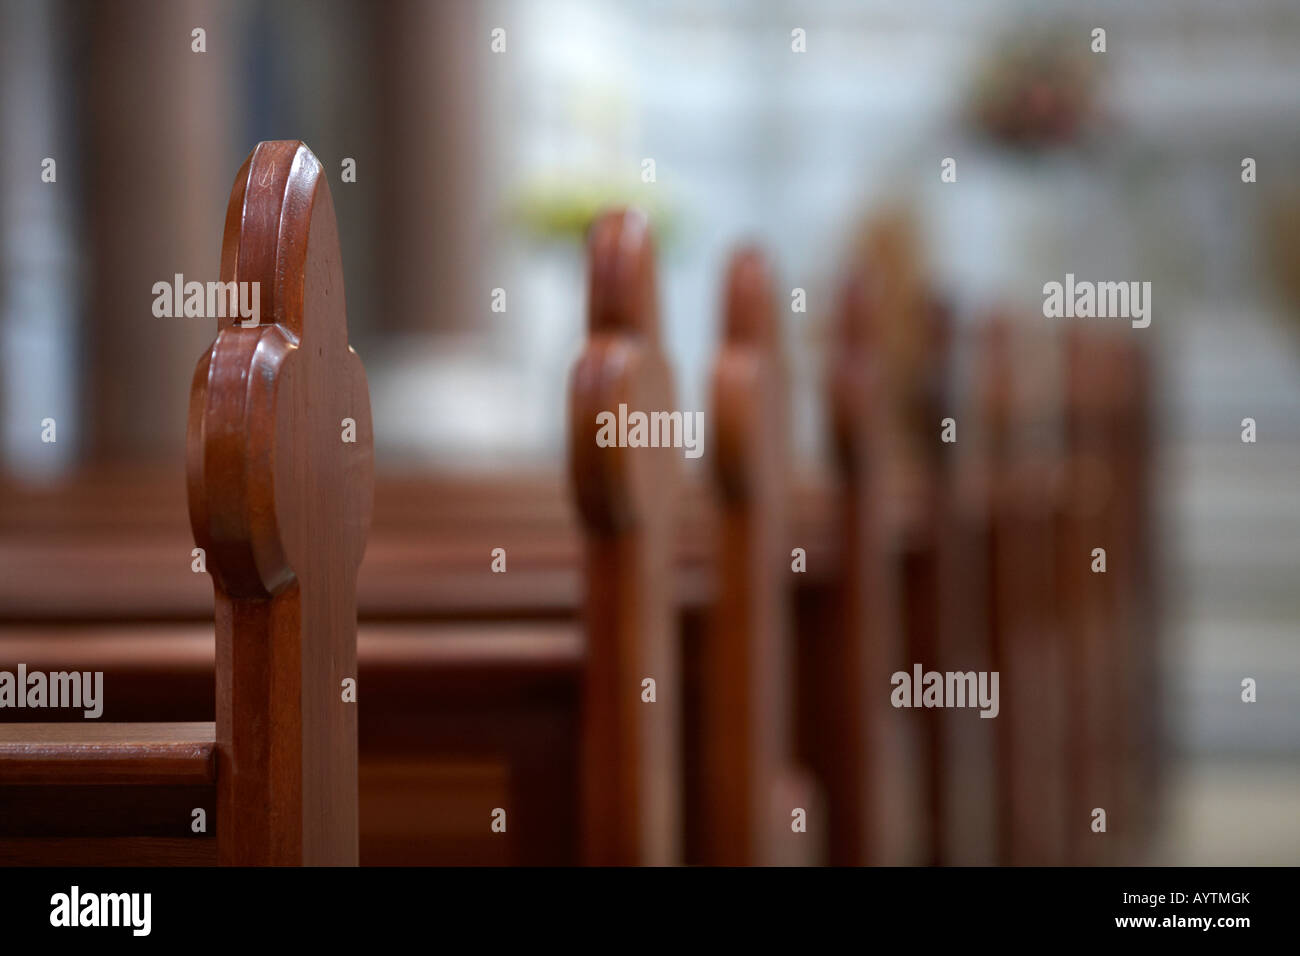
<box><xmin>187</xmin><ymin>139</ymin><xmax>372</xmax><ymax>865</ymax></box>
<box><xmin>802</xmin><ymin>258</ymin><xmax>914</xmax><ymax>864</ymax></box>
<box><xmin>1057</xmin><ymin>325</ymin><xmax>1125</xmax><ymax>864</ymax></box>
<box><xmin>0</xmin><ymin>141</ymin><xmax>371</xmax><ymax>867</ymax></box>
<box><xmin>895</xmin><ymin>294</ymin><xmax>962</xmax><ymax>865</ymax></box>
<box><xmin>697</xmin><ymin>247</ymin><xmax>809</xmax><ymax>865</ymax></box>
<box><xmin>568</xmin><ymin>208</ymin><xmax>679</xmax><ymax>865</ymax></box>
<box><xmin>1058</xmin><ymin>325</ymin><xmax>1156</xmax><ymax>864</ymax></box>
<box><xmin>975</xmin><ymin>314</ymin><xmax>1069</xmax><ymax>865</ymax></box>
<box><xmin>1109</xmin><ymin>337</ymin><xmax>1159</xmax><ymax>848</ymax></box>
<box><xmin>923</xmin><ymin>307</ymin><xmax>999</xmax><ymax>867</ymax></box>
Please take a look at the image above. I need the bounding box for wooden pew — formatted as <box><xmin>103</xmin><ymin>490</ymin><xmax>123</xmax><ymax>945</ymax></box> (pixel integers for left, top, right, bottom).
<box><xmin>689</xmin><ymin>246</ymin><xmax>818</xmax><ymax>865</ymax></box>
<box><xmin>0</xmin><ymin>220</ymin><xmax>845</xmax><ymax>867</ymax></box>
<box><xmin>929</xmin><ymin>314</ymin><xmax>1001</xmax><ymax>867</ymax></box>
<box><xmin>0</xmin><ymin>140</ymin><xmax>372</xmax><ymax>866</ymax></box>
<box><xmin>893</xmin><ymin>297</ymin><xmax>948</xmax><ymax>866</ymax></box>
<box><xmin>1056</xmin><ymin>326</ymin><xmax>1129</xmax><ymax>865</ymax></box>
<box><xmin>797</xmin><ymin>257</ymin><xmax>916</xmax><ymax>865</ymax></box>
<box><xmin>974</xmin><ymin>315</ymin><xmax>1069</xmax><ymax>865</ymax></box>
<box><xmin>4</xmin><ymin>187</ymin><xmax>1164</xmax><ymax>868</ymax></box>
<box><xmin>568</xmin><ymin>208</ymin><xmax>680</xmax><ymax>865</ymax></box>
<box><xmin>0</xmin><ymin>721</ymin><xmax>217</xmax><ymax>865</ymax></box>
<box><xmin>896</xmin><ymin>296</ymin><xmax>1000</xmax><ymax>866</ymax></box>
<box><xmin>1058</xmin><ymin>329</ymin><xmax>1158</xmax><ymax>864</ymax></box>
<box><xmin>1111</xmin><ymin>338</ymin><xmax>1160</xmax><ymax>855</ymax></box>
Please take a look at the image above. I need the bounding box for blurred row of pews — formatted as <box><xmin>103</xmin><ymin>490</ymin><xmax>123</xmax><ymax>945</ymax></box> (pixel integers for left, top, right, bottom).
<box><xmin>0</xmin><ymin>147</ymin><xmax>1159</xmax><ymax>866</ymax></box>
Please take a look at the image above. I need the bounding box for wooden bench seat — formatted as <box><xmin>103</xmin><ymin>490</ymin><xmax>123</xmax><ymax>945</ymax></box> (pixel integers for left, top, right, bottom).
<box><xmin>0</xmin><ymin>472</ymin><xmax>842</xmax><ymax>620</ymax></box>
<box><xmin>0</xmin><ymin>722</ymin><xmax>217</xmax><ymax>865</ymax></box>
<box><xmin>0</xmin><ymin>722</ymin><xmax>215</xmax><ymax>785</ymax></box>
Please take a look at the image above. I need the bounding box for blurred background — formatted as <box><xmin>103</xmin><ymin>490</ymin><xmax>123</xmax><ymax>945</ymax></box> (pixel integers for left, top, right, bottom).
<box><xmin>0</xmin><ymin>0</ymin><xmax>1297</xmax><ymax>864</ymax></box>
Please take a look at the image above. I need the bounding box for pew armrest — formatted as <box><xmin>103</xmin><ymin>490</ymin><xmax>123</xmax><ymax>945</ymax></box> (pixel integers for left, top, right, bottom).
<box><xmin>0</xmin><ymin>722</ymin><xmax>215</xmax><ymax>786</ymax></box>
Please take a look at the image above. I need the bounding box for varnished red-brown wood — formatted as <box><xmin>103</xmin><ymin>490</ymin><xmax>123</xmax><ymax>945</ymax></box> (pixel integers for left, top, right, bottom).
<box><xmin>1111</xmin><ymin>339</ymin><xmax>1160</xmax><ymax>852</ymax></box>
<box><xmin>0</xmin><ymin>724</ymin><xmax>216</xmax><ymax>863</ymax></box>
<box><xmin>696</xmin><ymin>247</ymin><xmax>812</xmax><ymax>865</ymax></box>
<box><xmin>892</xmin><ymin>295</ymin><xmax>984</xmax><ymax>866</ymax></box>
<box><xmin>0</xmin><ymin>782</ymin><xmax>214</xmax><ymax>837</ymax></box>
<box><xmin>0</xmin><ymin>468</ymin><xmax>842</xmax><ymax>621</ymax></box>
<box><xmin>1058</xmin><ymin>329</ymin><xmax>1155</xmax><ymax>864</ymax></box>
<box><xmin>803</xmin><ymin>264</ymin><xmax>914</xmax><ymax>865</ymax></box>
<box><xmin>0</xmin><ymin>722</ymin><xmax>215</xmax><ymax>786</ymax></box>
<box><xmin>0</xmin><ymin>837</ymin><xmax>216</xmax><ymax>867</ymax></box>
<box><xmin>0</xmin><ymin>620</ymin><xmax>583</xmax><ymax>865</ymax></box>
<box><xmin>975</xmin><ymin>317</ymin><xmax>1069</xmax><ymax>865</ymax></box>
<box><xmin>188</xmin><ymin>140</ymin><xmax>373</xmax><ymax>865</ymax></box>
<box><xmin>568</xmin><ymin>209</ymin><xmax>679</xmax><ymax>865</ymax></box>
<box><xmin>1057</xmin><ymin>326</ymin><xmax>1127</xmax><ymax>865</ymax></box>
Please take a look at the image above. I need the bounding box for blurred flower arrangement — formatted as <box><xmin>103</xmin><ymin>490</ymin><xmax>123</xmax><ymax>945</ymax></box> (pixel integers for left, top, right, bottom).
<box><xmin>509</xmin><ymin>174</ymin><xmax>678</xmax><ymax>246</ymax></box>
<box><xmin>968</xmin><ymin>28</ymin><xmax>1102</xmax><ymax>150</ymax></box>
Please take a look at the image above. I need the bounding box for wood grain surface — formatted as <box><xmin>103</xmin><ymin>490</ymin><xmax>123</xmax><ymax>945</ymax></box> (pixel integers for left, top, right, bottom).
<box><xmin>188</xmin><ymin>140</ymin><xmax>373</xmax><ymax>865</ymax></box>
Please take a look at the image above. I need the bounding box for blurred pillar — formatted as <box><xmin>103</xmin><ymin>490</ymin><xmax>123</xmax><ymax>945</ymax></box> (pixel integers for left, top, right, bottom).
<box><xmin>372</xmin><ymin>0</ymin><xmax>485</xmax><ymax>334</ymax></box>
<box><xmin>83</xmin><ymin>0</ymin><xmax>234</xmax><ymax>464</ymax></box>
<box><xmin>0</xmin><ymin>0</ymin><xmax>78</xmax><ymax>480</ymax></box>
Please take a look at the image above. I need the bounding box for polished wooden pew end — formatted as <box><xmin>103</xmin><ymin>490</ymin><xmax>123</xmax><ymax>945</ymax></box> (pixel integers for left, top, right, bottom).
<box><xmin>0</xmin><ymin>139</ymin><xmax>372</xmax><ymax>867</ymax></box>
